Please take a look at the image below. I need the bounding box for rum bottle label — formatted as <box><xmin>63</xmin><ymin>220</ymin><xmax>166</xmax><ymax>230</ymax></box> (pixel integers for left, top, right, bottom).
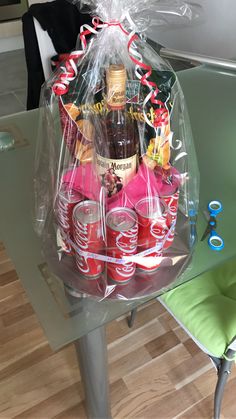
<box><xmin>96</xmin><ymin>153</ymin><xmax>137</xmax><ymax>197</ymax></box>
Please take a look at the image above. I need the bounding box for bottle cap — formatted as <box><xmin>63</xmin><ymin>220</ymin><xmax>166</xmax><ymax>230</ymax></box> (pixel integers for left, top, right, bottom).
<box><xmin>106</xmin><ymin>64</ymin><xmax>127</xmax><ymax>108</ymax></box>
<box><xmin>107</xmin><ymin>64</ymin><xmax>126</xmax><ymax>81</ymax></box>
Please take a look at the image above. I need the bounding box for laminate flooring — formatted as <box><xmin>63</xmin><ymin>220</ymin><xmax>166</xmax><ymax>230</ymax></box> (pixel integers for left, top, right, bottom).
<box><xmin>0</xmin><ymin>241</ymin><xmax>236</xmax><ymax>419</ymax></box>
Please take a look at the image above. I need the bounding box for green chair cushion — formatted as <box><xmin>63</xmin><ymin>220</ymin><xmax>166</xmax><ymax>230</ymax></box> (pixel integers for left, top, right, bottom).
<box><xmin>160</xmin><ymin>257</ymin><xmax>236</xmax><ymax>358</ymax></box>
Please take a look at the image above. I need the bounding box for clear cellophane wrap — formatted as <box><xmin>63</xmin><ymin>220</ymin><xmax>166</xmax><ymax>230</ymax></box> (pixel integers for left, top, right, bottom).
<box><xmin>34</xmin><ymin>0</ymin><xmax>200</xmax><ymax>300</ymax></box>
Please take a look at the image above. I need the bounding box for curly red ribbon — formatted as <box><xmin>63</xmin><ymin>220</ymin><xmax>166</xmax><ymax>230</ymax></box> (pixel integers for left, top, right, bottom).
<box><xmin>52</xmin><ymin>17</ymin><xmax>169</xmax><ymax>128</ymax></box>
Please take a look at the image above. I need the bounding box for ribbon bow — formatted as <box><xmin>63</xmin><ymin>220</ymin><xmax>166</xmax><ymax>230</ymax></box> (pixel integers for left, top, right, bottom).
<box><xmin>52</xmin><ymin>15</ymin><xmax>169</xmax><ymax>129</ymax></box>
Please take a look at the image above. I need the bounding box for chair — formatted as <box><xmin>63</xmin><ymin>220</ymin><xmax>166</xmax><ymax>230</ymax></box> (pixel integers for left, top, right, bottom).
<box><xmin>22</xmin><ymin>0</ymin><xmax>92</xmax><ymax>109</ymax></box>
<box><xmin>128</xmin><ymin>257</ymin><xmax>236</xmax><ymax>419</ymax></box>
<box><xmin>33</xmin><ymin>17</ymin><xmax>56</xmax><ymax>80</ymax></box>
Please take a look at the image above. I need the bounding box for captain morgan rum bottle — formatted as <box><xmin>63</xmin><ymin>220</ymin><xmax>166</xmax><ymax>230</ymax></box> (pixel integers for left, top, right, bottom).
<box><xmin>96</xmin><ymin>64</ymin><xmax>139</xmax><ymax>197</ymax></box>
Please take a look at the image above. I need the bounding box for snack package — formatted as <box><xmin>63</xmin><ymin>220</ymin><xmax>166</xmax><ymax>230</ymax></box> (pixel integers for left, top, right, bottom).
<box><xmin>34</xmin><ymin>0</ymin><xmax>200</xmax><ymax>299</ymax></box>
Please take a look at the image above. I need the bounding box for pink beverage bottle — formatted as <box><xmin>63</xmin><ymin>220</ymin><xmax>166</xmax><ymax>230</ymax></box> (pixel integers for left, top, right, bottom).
<box><xmin>135</xmin><ymin>197</ymin><xmax>167</xmax><ymax>272</ymax></box>
<box><xmin>160</xmin><ymin>190</ymin><xmax>179</xmax><ymax>249</ymax></box>
<box><xmin>106</xmin><ymin>208</ymin><xmax>138</xmax><ymax>284</ymax></box>
<box><xmin>56</xmin><ymin>184</ymin><xmax>83</xmax><ymax>254</ymax></box>
<box><xmin>73</xmin><ymin>201</ymin><xmax>104</xmax><ymax>279</ymax></box>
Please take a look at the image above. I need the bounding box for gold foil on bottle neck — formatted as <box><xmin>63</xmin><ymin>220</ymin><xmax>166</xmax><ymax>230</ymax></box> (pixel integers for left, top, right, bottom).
<box><xmin>107</xmin><ymin>64</ymin><xmax>127</xmax><ymax>82</ymax></box>
<box><xmin>106</xmin><ymin>64</ymin><xmax>127</xmax><ymax>108</ymax></box>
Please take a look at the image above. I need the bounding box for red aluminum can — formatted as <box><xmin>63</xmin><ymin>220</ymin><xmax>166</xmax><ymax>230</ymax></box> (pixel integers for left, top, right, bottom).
<box><xmin>163</xmin><ymin>229</ymin><xmax>176</xmax><ymax>250</ymax></box>
<box><xmin>135</xmin><ymin>197</ymin><xmax>167</xmax><ymax>272</ymax></box>
<box><xmin>73</xmin><ymin>201</ymin><xmax>104</xmax><ymax>279</ymax></box>
<box><xmin>56</xmin><ymin>184</ymin><xmax>83</xmax><ymax>253</ymax></box>
<box><xmin>161</xmin><ymin>190</ymin><xmax>179</xmax><ymax>249</ymax></box>
<box><xmin>106</xmin><ymin>208</ymin><xmax>138</xmax><ymax>284</ymax></box>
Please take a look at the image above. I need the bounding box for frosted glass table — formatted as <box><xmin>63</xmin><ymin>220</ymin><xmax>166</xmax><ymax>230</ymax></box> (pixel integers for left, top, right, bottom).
<box><xmin>0</xmin><ymin>65</ymin><xmax>236</xmax><ymax>418</ymax></box>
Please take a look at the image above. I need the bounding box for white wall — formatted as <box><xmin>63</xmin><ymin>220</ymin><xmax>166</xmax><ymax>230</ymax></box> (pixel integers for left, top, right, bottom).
<box><xmin>0</xmin><ymin>20</ymin><xmax>23</xmax><ymax>53</ymax></box>
<box><xmin>148</xmin><ymin>0</ymin><xmax>236</xmax><ymax>59</ymax></box>
<box><xmin>0</xmin><ymin>0</ymin><xmax>49</xmax><ymax>53</ymax></box>
<box><xmin>2</xmin><ymin>0</ymin><xmax>236</xmax><ymax>57</ymax></box>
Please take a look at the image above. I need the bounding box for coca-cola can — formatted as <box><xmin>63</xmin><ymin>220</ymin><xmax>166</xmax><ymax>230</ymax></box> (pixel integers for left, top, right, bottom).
<box><xmin>163</xmin><ymin>228</ymin><xmax>176</xmax><ymax>250</ymax></box>
<box><xmin>73</xmin><ymin>200</ymin><xmax>104</xmax><ymax>279</ymax></box>
<box><xmin>56</xmin><ymin>184</ymin><xmax>83</xmax><ymax>254</ymax></box>
<box><xmin>106</xmin><ymin>208</ymin><xmax>138</xmax><ymax>284</ymax></box>
<box><xmin>161</xmin><ymin>190</ymin><xmax>179</xmax><ymax>249</ymax></box>
<box><xmin>135</xmin><ymin>197</ymin><xmax>167</xmax><ymax>272</ymax></box>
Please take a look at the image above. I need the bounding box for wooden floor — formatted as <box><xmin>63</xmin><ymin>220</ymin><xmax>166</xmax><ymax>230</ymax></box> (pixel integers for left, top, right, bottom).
<box><xmin>1</xmin><ymin>241</ymin><xmax>236</xmax><ymax>419</ymax></box>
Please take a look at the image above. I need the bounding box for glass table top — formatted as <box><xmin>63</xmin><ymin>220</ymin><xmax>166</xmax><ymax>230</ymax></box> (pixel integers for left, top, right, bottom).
<box><xmin>0</xmin><ymin>65</ymin><xmax>236</xmax><ymax>350</ymax></box>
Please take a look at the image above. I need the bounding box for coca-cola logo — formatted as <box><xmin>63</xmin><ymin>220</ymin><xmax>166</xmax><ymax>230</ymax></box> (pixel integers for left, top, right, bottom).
<box><xmin>167</xmin><ymin>196</ymin><xmax>178</xmax><ymax>216</ymax></box>
<box><xmin>169</xmin><ymin>205</ymin><xmax>178</xmax><ymax>216</ymax></box>
<box><xmin>57</xmin><ymin>228</ymin><xmax>71</xmax><ymax>253</ymax></box>
<box><xmin>75</xmin><ymin>254</ymin><xmax>90</xmax><ymax>274</ymax></box>
<box><xmin>115</xmin><ymin>262</ymin><xmax>135</xmax><ymax>278</ymax></box>
<box><xmin>57</xmin><ymin>198</ymin><xmax>70</xmax><ymax>230</ymax></box>
<box><xmin>74</xmin><ymin>222</ymin><xmax>89</xmax><ymax>250</ymax></box>
<box><xmin>166</xmin><ymin>231</ymin><xmax>175</xmax><ymax>242</ymax></box>
<box><xmin>150</xmin><ymin>221</ymin><xmax>166</xmax><ymax>240</ymax></box>
<box><xmin>116</xmin><ymin>226</ymin><xmax>138</xmax><ymax>254</ymax></box>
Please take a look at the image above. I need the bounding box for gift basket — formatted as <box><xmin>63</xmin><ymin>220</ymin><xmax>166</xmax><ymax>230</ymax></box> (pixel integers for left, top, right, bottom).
<box><xmin>34</xmin><ymin>0</ymin><xmax>200</xmax><ymax>300</ymax></box>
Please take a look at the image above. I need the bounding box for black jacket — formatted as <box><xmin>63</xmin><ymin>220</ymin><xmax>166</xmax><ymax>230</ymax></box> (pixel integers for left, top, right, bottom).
<box><xmin>22</xmin><ymin>0</ymin><xmax>91</xmax><ymax>109</ymax></box>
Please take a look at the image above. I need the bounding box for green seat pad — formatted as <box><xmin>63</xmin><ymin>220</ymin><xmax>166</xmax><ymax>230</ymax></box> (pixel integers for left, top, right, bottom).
<box><xmin>160</xmin><ymin>257</ymin><xmax>236</xmax><ymax>357</ymax></box>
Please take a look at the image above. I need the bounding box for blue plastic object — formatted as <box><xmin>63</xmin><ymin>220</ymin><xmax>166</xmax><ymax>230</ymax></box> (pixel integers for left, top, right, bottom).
<box><xmin>208</xmin><ymin>231</ymin><xmax>224</xmax><ymax>251</ymax></box>
<box><xmin>208</xmin><ymin>200</ymin><xmax>224</xmax><ymax>251</ymax></box>
<box><xmin>201</xmin><ymin>200</ymin><xmax>224</xmax><ymax>251</ymax></box>
<box><xmin>208</xmin><ymin>200</ymin><xmax>223</xmax><ymax>216</ymax></box>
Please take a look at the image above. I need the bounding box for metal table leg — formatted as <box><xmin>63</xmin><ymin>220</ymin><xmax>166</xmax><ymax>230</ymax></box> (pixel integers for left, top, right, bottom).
<box><xmin>74</xmin><ymin>326</ymin><xmax>111</xmax><ymax>419</ymax></box>
<box><xmin>64</xmin><ymin>285</ymin><xmax>111</xmax><ymax>419</ymax></box>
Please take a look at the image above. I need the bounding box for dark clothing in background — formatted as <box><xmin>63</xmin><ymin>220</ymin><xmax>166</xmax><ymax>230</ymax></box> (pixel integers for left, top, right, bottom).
<box><xmin>22</xmin><ymin>1</ymin><xmax>190</xmax><ymax>111</ymax></box>
<box><xmin>22</xmin><ymin>11</ymin><xmax>44</xmax><ymax>110</ymax></box>
<box><xmin>28</xmin><ymin>0</ymin><xmax>92</xmax><ymax>54</ymax></box>
<box><xmin>22</xmin><ymin>0</ymin><xmax>92</xmax><ymax>110</ymax></box>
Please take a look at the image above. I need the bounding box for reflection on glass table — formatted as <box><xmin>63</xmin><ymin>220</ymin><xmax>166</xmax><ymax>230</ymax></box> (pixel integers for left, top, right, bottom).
<box><xmin>0</xmin><ymin>64</ymin><xmax>236</xmax><ymax>418</ymax></box>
